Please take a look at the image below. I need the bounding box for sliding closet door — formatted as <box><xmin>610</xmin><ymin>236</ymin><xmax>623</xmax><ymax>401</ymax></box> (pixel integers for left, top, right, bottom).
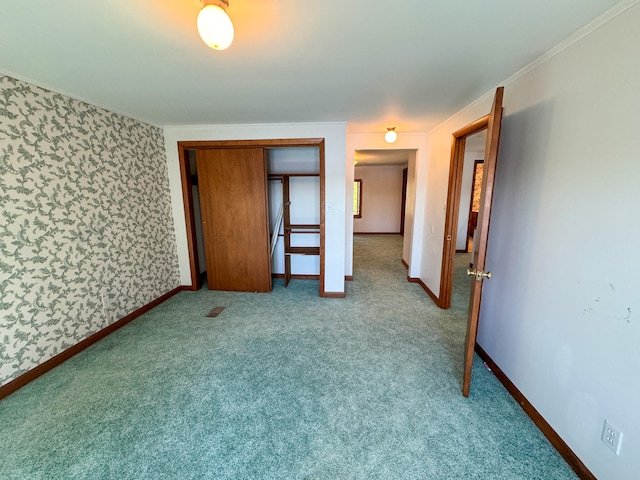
<box><xmin>196</xmin><ymin>148</ymin><xmax>272</xmax><ymax>292</ymax></box>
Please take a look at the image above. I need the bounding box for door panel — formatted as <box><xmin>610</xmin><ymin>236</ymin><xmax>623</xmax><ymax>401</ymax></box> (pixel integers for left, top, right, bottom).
<box><xmin>462</xmin><ymin>87</ymin><xmax>504</xmax><ymax>396</ymax></box>
<box><xmin>196</xmin><ymin>148</ymin><xmax>272</xmax><ymax>292</ymax></box>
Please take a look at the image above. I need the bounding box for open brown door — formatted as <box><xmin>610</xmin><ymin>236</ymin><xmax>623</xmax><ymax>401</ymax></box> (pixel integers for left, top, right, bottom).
<box><xmin>462</xmin><ymin>87</ymin><xmax>504</xmax><ymax>397</ymax></box>
<box><xmin>196</xmin><ymin>148</ymin><xmax>272</xmax><ymax>292</ymax></box>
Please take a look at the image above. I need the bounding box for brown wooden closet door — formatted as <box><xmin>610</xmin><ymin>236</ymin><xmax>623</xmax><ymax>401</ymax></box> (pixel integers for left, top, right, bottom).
<box><xmin>196</xmin><ymin>148</ymin><xmax>272</xmax><ymax>292</ymax></box>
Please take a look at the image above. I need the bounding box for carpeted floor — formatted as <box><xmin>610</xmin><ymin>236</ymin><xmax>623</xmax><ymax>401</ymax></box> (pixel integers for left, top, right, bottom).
<box><xmin>0</xmin><ymin>235</ymin><xmax>576</xmax><ymax>479</ymax></box>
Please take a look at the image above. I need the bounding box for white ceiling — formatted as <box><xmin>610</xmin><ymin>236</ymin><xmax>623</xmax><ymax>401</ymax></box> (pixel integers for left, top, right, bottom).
<box><xmin>0</xmin><ymin>0</ymin><xmax>622</xmax><ymax>132</ymax></box>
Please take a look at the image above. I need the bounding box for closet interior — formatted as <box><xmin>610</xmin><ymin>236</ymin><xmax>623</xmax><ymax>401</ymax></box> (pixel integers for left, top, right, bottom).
<box><xmin>268</xmin><ymin>147</ymin><xmax>320</xmax><ymax>287</ymax></box>
<box><xmin>181</xmin><ymin>140</ymin><xmax>323</xmax><ymax>295</ymax></box>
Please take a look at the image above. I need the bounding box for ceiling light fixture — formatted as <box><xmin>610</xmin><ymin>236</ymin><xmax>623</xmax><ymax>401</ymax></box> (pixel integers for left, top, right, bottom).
<box><xmin>385</xmin><ymin>127</ymin><xmax>398</xmax><ymax>144</ymax></box>
<box><xmin>197</xmin><ymin>0</ymin><xmax>234</xmax><ymax>50</ymax></box>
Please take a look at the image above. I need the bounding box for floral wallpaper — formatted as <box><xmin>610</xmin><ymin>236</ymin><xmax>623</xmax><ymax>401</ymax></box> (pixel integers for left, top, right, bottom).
<box><xmin>472</xmin><ymin>161</ymin><xmax>484</xmax><ymax>212</ymax></box>
<box><xmin>0</xmin><ymin>75</ymin><xmax>180</xmax><ymax>387</ymax></box>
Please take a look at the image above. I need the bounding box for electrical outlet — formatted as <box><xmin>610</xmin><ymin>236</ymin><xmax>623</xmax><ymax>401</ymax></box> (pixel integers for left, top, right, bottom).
<box><xmin>601</xmin><ymin>420</ymin><xmax>623</xmax><ymax>455</ymax></box>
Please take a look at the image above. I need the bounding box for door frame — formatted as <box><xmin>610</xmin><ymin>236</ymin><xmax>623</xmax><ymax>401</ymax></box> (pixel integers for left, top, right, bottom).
<box><xmin>438</xmin><ymin>116</ymin><xmax>488</xmax><ymax>309</ymax></box>
<box><xmin>177</xmin><ymin>138</ymin><xmax>326</xmax><ymax>295</ymax></box>
<box><xmin>400</xmin><ymin>167</ymin><xmax>408</xmax><ymax>236</ymax></box>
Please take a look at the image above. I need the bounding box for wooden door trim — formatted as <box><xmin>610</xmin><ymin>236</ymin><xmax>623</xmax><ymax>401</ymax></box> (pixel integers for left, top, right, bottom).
<box><xmin>318</xmin><ymin>139</ymin><xmax>326</xmax><ymax>296</ymax></box>
<box><xmin>178</xmin><ymin>138</ymin><xmax>325</xmax><ymax>149</ymax></box>
<box><xmin>400</xmin><ymin>167</ymin><xmax>408</xmax><ymax>236</ymax></box>
<box><xmin>178</xmin><ymin>147</ymin><xmax>201</xmax><ymax>291</ymax></box>
<box><xmin>178</xmin><ymin>138</ymin><xmax>326</xmax><ymax>296</ymax></box>
<box><xmin>438</xmin><ymin>115</ymin><xmax>489</xmax><ymax>309</ymax></box>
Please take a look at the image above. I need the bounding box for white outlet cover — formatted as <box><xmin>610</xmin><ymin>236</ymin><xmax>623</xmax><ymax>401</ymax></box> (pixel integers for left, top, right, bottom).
<box><xmin>602</xmin><ymin>420</ymin><xmax>623</xmax><ymax>455</ymax></box>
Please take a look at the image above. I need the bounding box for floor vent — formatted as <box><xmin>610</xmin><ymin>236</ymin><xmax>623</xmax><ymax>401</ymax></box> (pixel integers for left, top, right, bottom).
<box><xmin>206</xmin><ymin>306</ymin><xmax>225</xmax><ymax>318</ymax></box>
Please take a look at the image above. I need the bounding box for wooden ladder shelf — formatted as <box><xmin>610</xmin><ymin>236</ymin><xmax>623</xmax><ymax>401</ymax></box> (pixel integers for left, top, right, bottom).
<box><xmin>281</xmin><ymin>175</ymin><xmax>320</xmax><ymax>287</ymax></box>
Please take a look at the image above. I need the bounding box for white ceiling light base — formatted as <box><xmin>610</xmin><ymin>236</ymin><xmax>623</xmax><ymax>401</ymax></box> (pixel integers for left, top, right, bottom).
<box><xmin>197</xmin><ymin>0</ymin><xmax>234</xmax><ymax>50</ymax></box>
<box><xmin>385</xmin><ymin>127</ymin><xmax>398</xmax><ymax>144</ymax></box>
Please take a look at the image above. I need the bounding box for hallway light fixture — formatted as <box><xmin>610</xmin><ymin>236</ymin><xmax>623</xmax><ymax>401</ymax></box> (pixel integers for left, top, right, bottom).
<box><xmin>197</xmin><ymin>0</ymin><xmax>234</xmax><ymax>50</ymax></box>
<box><xmin>385</xmin><ymin>127</ymin><xmax>398</xmax><ymax>144</ymax></box>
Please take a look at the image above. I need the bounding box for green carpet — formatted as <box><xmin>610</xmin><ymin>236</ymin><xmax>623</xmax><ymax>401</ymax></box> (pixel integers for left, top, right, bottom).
<box><xmin>0</xmin><ymin>235</ymin><xmax>576</xmax><ymax>479</ymax></box>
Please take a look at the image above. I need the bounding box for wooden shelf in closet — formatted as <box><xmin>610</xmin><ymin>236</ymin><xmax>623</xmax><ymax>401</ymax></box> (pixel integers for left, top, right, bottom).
<box><xmin>271</xmin><ymin>173</ymin><xmax>321</xmax><ymax>287</ymax></box>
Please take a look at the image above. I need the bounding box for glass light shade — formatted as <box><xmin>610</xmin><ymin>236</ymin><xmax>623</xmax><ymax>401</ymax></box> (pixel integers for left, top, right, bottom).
<box><xmin>197</xmin><ymin>5</ymin><xmax>234</xmax><ymax>50</ymax></box>
<box><xmin>385</xmin><ymin>128</ymin><xmax>398</xmax><ymax>143</ymax></box>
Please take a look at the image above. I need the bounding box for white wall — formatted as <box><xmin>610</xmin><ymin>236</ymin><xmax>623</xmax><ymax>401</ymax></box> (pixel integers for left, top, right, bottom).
<box><xmin>423</xmin><ymin>3</ymin><xmax>640</xmax><ymax>479</ymax></box>
<box><xmin>346</xmin><ymin>134</ymin><xmax>427</xmax><ymax>278</ymax></box>
<box><xmin>455</xmin><ymin>150</ymin><xmax>484</xmax><ymax>251</ymax></box>
<box><xmin>163</xmin><ymin>122</ymin><xmax>347</xmax><ymax>294</ymax></box>
<box><xmin>354</xmin><ymin>165</ymin><xmax>406</xmax><ymax>233</ymax></box>
<box><xmin>403</xmin><ymin>151</ymin><xmax>417</xmax><ymax>267</ymax></box>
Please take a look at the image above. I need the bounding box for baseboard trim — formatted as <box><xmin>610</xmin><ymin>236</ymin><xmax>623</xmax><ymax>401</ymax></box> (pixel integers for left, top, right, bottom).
<box><xmin>474</xmin><ymin>344</ymin><xmax>596</xmax><ymax>480</ymax></box>
<box><xmin>272</xmin><ymin>274</ymin><xmax>320</xmax><ymax>281</ymax></box>
<box><xmin>354</xmin><ymin>232</ymin><xmax>402</xmax><ymax>235</ymax></box>
<box><xmin>0</xmin><ymin>286</ymin><xmax>184</xmax><ymax>401</ymax></box>
<box><xmin>408</xmin><ymin>276</ymin><xmax>440</xmax><ymax>306</ymax></box>
<box><xmin>272</xmin><ymin>274</ymin><xmax>354</xmax><ymax>282</ymax></box>
<box><xmin>402</xmin><ymin>259</ymin><xmax>409</xmax><ymax>269</ymax></box>
<box><xmin>321</xmin><ymin>292</ymin><xmax>346</xmax><ymax>298</ymax></box>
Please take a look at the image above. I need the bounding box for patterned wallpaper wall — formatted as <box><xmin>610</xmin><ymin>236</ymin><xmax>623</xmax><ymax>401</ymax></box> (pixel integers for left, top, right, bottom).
<box><xmin>0</xmin><ymin>75</ymin><xmax>180</xmax><ymax>387</ymax></box>
<box><xmin>471</xmin><ymin>162</ymin><xmax>484</xmax><ymax>212</ymax></box>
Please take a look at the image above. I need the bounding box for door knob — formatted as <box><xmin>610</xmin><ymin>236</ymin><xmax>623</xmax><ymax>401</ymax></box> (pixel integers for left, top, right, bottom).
<box><xmin>466</xmin><ymin>268</ymin><xmax>491</xmax><ymax>280</ymax></box>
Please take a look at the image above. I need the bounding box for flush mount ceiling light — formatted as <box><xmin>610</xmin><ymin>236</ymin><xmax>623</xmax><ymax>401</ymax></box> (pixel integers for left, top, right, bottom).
<box><xmin>197</xmin><ymin>0</ymin><xmax>234</xmax><ymax>50</ymax></box>
<box><xmin>385</xmin><ymin>127</ymin><xmax>398</xmax><ymax>144</ymax></box>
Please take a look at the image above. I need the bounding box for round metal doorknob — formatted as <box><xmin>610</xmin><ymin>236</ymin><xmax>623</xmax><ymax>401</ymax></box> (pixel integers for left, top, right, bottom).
<box><xmin>467</xmin><ymin>268</ymin><xmax>491</xmax><ymax>280</ymax></box>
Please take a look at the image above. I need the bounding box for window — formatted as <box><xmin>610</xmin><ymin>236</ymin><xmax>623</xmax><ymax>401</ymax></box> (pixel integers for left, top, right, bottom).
<box><xmin>353</xmin><ymin>179</ymin><xmax>362</xmax><ymax>218</ymax></box>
